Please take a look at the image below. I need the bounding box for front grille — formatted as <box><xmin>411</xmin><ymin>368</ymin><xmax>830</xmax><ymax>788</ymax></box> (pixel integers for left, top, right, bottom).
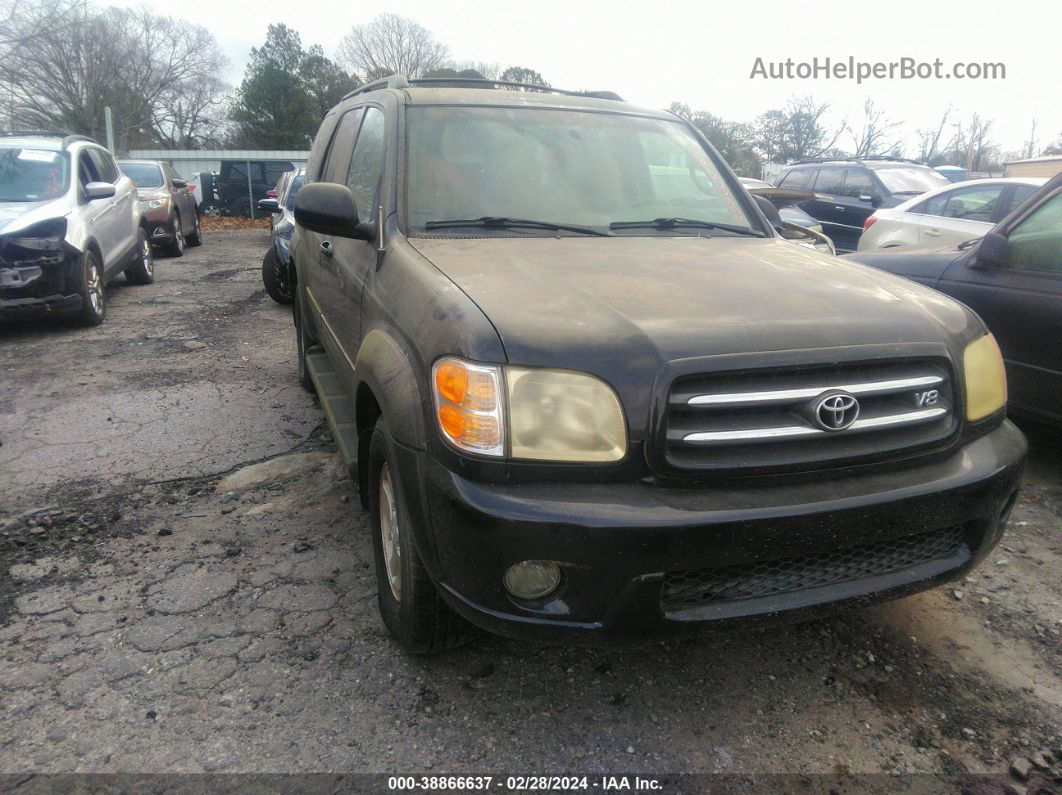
<box><xmin>665</xmin><ymin>358</ymin><xmax>957</xmax><ymax>472</ymax></box>
<box><xmin>661</xmin><ymin>526</ymin><xmax>967</xmax><ymax>611</ymax></box>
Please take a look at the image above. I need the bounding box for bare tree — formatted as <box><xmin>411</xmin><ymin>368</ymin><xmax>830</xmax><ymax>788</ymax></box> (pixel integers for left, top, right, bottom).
<box><xmin>780</xmin><ymin>96</ymin><xmax>845</xmax><ymax>161</ymax></box>
<box><xmin>0</xmin><ymin>0</ymin><xmax>77</xmax><ymax>48</ymax></box>
<box><xmin>1022</xmin><ymin>119</ymin><xmax>1038</xmax><ymax>160</ymax></box>
<box><xmin>337</xmin><ymin>13</ymin><xmax>449</xmax><ymax>81</ymax></box>
<box><xmin>848</xmin><ymin>99</ymin><xmax>902</xmax><ymax>158</ymax></box>
<box><xmin>916</xmin><ymin>107</ymin><xmax>959</xmax><ymax>164</ymax></box>
<box><xmin>960</xmin><ymin>113</ymin><xmax>996</xmax><ymax>173</ymax></box>
<box><xmin>0</xmin><ymin>5</ymin><xmax>229</xmax><ymax>148</ymax></box>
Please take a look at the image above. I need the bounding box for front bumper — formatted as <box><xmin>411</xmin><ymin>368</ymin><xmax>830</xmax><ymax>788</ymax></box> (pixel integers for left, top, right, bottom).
<box><xmin>401</xmin><ymin>421</ymin><xmax>1026</xmax><ymax>643</ymax></box>
<box><xmin>0</xmin><ymin>254</ymin><xmax>83</xmax><ymax>320</ymax></box>
<box><xmin>141</xmin><ymin>207</ymin><xmax>174</xmax><ymax>243</ymax></box>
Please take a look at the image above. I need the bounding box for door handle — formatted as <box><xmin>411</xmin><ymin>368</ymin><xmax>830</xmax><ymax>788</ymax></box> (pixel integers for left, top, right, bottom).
<box><xmin>320</xmin><ymin>240</ymin><xmax>334</xmax><ymax>258</ymax></box>
<box><xmin>925</xmin><ymin>229</ymin><xmax>942</xmax><ymax>237</ymax></box>
<box><xmin>834</xmin><ymin>205</ymin><xmax>845</xmax><ymax>211</ymax></box>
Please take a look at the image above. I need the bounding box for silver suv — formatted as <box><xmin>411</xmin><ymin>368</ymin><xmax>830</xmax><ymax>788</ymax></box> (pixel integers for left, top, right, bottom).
<box><xmin>0</xmin><ymin>132</ymin><xmax>153</xmax><ymax>325</ymax></box>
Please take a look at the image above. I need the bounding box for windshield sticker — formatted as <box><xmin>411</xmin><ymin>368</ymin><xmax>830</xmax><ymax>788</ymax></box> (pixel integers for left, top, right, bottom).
<box><xmin>18</xmin><ymin>149</ymin><xmax>58</xmax><ymax>163</ymax></box>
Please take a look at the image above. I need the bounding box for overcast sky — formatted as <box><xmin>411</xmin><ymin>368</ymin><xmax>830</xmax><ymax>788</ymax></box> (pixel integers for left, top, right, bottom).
<box><xmin>107</xmin><ymin>0</ymin><xmax>1060</xmax><ymax>157</ymax></box>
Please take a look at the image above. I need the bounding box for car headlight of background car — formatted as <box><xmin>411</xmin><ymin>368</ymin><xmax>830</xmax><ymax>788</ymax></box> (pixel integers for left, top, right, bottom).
<box><xmin>963</xmin><ymin>333</ymin><xmax>1007</xmax><ymax>421</ymax></box>
<box><xmin>431</xmin><ymin>357</ymin><xmax>627</xmax><ymax>462</ymax></box>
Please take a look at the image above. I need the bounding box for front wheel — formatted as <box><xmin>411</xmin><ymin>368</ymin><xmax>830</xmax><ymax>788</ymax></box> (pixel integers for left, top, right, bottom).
<box><xmin>124</xmin><ymin>228</ymin><xmax>155</xmax><ymax>285</ymax></box>
<box><xmin>262</xmin><ymin>247</ymin><xmax>293</xmax><ymax>304</ymax></box>
<box><xmin>368</xmin><ymin>419</ymin><xmax>478</xmax><ymax>654</ymax></box>
<box><xmin>75</xmin><ymin>250</ymin><xmax>105</xmax><ymax>326</ymax></box>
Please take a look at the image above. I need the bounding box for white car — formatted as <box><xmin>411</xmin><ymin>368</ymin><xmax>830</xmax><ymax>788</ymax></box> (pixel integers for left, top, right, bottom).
<box><xmin>857</xmin><ymin>177</ymin><xmax>1046</xmax><ymax>251</ymax></box>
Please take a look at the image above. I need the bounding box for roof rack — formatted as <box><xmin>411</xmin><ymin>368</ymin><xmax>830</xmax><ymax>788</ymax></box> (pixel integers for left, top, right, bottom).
<box><xmin>792</xmin><ymin>155</ymin><xmax>921</xmax><ymax>165</ymax></box>
<box><xmin>0</xmin><ymin>130</ymin><xmax>98</xmax><ymax>149</ymax></box>
<box><xmin>342</xmin><ymin>74</ymin><xmax>623</xmax><ymax>102</ymax></box>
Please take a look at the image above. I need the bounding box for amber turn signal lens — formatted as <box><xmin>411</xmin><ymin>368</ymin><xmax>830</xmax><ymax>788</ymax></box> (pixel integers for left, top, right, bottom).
<box><xmin>431</xmin><ymin>357</ymin><xmax>505</xmax><ymax>457</ymax></box>
<box><xmin>435</xmin><ymin>362</ymin><xmax>467</xmax><ymax>404</ymax></box>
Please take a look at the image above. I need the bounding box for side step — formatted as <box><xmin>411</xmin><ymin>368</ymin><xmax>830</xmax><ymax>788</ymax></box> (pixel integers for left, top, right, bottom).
<box><xmin>305</xmin><ymin>346</ymin><xmax>359</xmax><ymax>475</ymax></box>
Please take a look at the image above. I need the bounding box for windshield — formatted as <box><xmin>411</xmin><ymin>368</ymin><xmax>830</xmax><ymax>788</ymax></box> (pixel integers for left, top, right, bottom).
<box><xmin>284</xmin><ymin>175</ymin><xmax>305</xmax><ymax>210</ymax></box>
<box><xmin>405</xmin><ymin>107</ymin><xmax>754</xmax><ymax>233</ymax></box>
<box><xmin>119</xmin><ymin>162</ymin><xmax>164</xmax><ymax>188</ymax></box>
<box><xmin>0</xmin><ymin>146</ymin><xmax>69</xmax><ymax>202</ymax></box>
<box><xmin>873</xmin><ymin>165</ymin><xmax>949</xmax><ymax>194</ymax></box>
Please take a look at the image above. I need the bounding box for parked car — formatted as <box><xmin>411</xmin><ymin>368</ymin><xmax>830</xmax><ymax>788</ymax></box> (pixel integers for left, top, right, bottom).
<box><xmin>846</xmin><ymin>172</ymin><xmax>1062</xmax><ymax>427</ymax></box>
<box><xmin>257</xmin><ymin>168</ymin><xmax>304</xmax><ymax>304</ymax></box>
<box><xmin>775</xmin><ymin>158</ymin><xmax>951</xmax><ymax>252</ymax></box>
<box><xmin>858</xmin><ymin>178</ymin><xmax>1045</xmax><ymax>252</ymax></box>
<box><xmin>118</xmin><ymin>159</ymin><xmax>202</xmax><ymax>256</ymax></box>
<box><xmin>1</xmin><ymin>132</ymin><xmax>153</xmax><ymax>325</ymax></box>
<box><xmin>216</xmin><ymin>159</ymin><xmax>296</xmax><ymax>217</ymax></box>
<box><xmin>740</xmin><ymin>177</ymin><xmax>835</xmax><ymax>254</ymax></box>
<box><xmin>290</xmin><ymin>76</ymin><xmax>1024</xmax><ymax>653</ymax></box>
<box><xmin>935</xmin><ymin>166</ymin><xmax>968</xmax><ymax>183</ymax></box>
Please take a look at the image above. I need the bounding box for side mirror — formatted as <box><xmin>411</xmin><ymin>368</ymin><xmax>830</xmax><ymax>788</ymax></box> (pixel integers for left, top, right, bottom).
<box><xmin>172</xmin><ymin>178</ymin><xmax>187</xmax><ymax>188</ymax></box>
<box><xmin>753</xmin><ymin>194</ymin><xmax>784</xmax><ymax>229</ymax></box>
<box><xmin>84</xmin><ymin>181</ymin><xmax>115</xmax><ymax>201</ymax></box>
<box><xmin>859</xmin><ymin>192</ymin><xmax>881</xmax><ymax>207</ymax></box>
<box><xmin>971</xmin><ymin>230</ymin><xmax>1009</xmax><ymax>269</ymax></box>
<box><xmin>293</xmin><ymin>182</ymin><xmax>371</xmax><ymax>239</ymax></box>
<box><xmin>257</xmin><ymin>198</ymin><xmax>281</xmax><ymax>214</ymax></box>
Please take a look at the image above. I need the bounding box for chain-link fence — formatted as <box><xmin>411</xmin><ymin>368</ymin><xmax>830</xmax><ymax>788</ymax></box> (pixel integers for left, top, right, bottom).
<box><xmin>126</xmin><ymin>149</ymin><xmax>309</xmax><ymax>218</ymax></box>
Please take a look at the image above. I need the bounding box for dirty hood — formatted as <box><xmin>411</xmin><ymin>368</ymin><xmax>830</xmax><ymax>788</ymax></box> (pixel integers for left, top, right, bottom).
<box><xmin>410</xmin><ymin>235</ymin><xmax>972</xmax><ymax>434</ymax></box>
<box><xmin>411</xmin><ymin>235</ymin><xmax>970</xmax><ymax>362</ymax></box>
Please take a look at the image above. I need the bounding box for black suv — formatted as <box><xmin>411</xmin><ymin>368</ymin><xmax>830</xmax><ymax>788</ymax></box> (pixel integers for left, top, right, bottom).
<box><xmin>290</xmin><ymin>76</ymin><xmax>1025</xmax><ymax>653</ymax></box>
<box><xmin>775</xmin><ymin>158</ymin><xmax>950</xmax><ymax>252</ymax></box>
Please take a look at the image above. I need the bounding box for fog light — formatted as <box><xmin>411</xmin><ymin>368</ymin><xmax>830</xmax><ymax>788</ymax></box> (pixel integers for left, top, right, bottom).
<box><xmin>503</xmin><ymin>560</ymin><xmax>561</xmax><ymax>600</ymax></box>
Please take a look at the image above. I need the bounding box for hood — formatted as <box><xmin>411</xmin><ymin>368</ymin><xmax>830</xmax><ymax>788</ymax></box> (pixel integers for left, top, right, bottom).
<box><xmin>0</xmin><ymin>199</ymin><xmax>69</xmax><ymax>237</ymax></box>
<box><xmin>410</xmin><ymin>235</ymin><xmax>974</xmax><ymax>434</ymax></box>
<box><xmin>136</xmin><ymin>187</ymin><xmax>169</xmax><ymax>199</ymax></box>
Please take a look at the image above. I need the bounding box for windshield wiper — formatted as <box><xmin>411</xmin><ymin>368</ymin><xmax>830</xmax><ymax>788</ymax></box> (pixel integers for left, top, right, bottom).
<box><xmin>424</xmin><ymin>216</ymin><xmax>611</xmax><ymax>237</ymax></box>
<box><xmin>609</xmin><ymin>217</ymin><xmax>764</xmax><ymax>236</ymax></box>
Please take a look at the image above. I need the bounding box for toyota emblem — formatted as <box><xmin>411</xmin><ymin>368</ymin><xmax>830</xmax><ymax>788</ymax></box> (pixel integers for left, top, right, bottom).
<box><xmin>813</xmin><ymin>392</ymin><xmax>860</xmax><ymax>431</ymax></box>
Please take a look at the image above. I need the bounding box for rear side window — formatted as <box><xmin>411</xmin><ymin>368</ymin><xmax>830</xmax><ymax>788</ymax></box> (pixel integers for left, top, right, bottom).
<box><xmin>779</xmin><ymin>169</ymin><xmax>810</xmax><ymax>189</ymax></box>
<box><xmin>1005</xmin><ymin>184</ymin><xmax>1040</xmax><ymax>215</ymax></box>
<box><xmin>346</xmin><ymin>107</ymin><xmax>386</xmax><ymax>214</ymax></box>
<box><xmin>841</xmin><ymin>168</ymin><xmax>874</xmax><ymax>199</ymax></box>
<box><xmin>813</xmin><ymin>167</ymin><xmax>845</xmax><ymax>194</ymax></box>
<box><xmin>919</xmin><ymin>185</ymin><xmax>1004</xmax><ymax>222</ymax></box>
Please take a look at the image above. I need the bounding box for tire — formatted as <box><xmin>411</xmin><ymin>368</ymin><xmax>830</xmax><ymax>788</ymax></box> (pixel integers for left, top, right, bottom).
<box><xmin>75</xmin><ymin>249</ymin><xmax>105</xmax><ymax>326</ymax></box>
<box><xmin>368</xmin><ymin>419</ymin><xmax>479</xmax><ymax>654</ymax></box>
<box><xmin>293</xmin><ymin>285</ymin><xmax>316</xmax><ymax>393</ymax></box>
<box><xmin>124</xmin><ymin>228</ymin><xmax>155</xmax><ymax>285</ymax></box>
<box><xmin>262</xmin><ymin>247</ymin><xmax>293</xmax><ymax>304</ymax></box>
<box><xmin>185</xmin><ymin>212</ymin><xmax>203</xmax><ymax>247</ymax></box>
<box><xmin>166</xmin><ymin>212</ymin><xmax>185</xmax><ymax>257</ymax></box>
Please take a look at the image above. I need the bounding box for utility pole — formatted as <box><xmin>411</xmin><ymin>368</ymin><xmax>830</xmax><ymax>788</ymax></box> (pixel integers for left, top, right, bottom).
<box><xmin>104</xmin><ymin>107</ymin><xmax>115</xmax><ymax>153</ymax></box>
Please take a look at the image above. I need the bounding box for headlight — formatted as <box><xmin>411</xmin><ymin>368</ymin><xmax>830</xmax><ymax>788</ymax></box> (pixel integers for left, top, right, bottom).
<box><xmin>1</xmin><ymin>218</ymin><xmax>67</xmax><ymax>254</ymax></box>
<box><xmin>431</xmin><ymin>358</ymin><xmax>628</xmax><ymax>462</ymax></box>
<box><xmin>963</xmin><ymin>333</ymin><xmax>1007</xmax><ymax>421</ymax></box>
<box><xmin>139</xmin><ymin>198</ymin><xmax>167</xmax><ymax>209</ymax></box>
<box><xmin>507</xmin><ymin>367</ymin><xmax>626</xmax><ymax>462</ymax></box>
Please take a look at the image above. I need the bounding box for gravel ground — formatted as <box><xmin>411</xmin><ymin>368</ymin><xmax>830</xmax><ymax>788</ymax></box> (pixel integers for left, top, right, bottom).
<box><xmin>0</xmin><ymin>230</ymin><xmax>1059</xmax><ymax>790</ymax></box>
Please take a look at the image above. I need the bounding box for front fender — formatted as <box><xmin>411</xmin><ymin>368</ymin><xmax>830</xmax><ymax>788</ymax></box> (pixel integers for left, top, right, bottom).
<box><xmin>353</xmin><ymin>327</ymin><xmax>427</xmax><ymax>450</ymax></box>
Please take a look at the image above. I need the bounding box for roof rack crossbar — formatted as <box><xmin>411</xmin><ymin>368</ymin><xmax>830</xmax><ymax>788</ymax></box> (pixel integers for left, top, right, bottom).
<box><xmin>341</xmin><ymin>74</ymin><xmax>623</xmax><ymax>102</ymax></box>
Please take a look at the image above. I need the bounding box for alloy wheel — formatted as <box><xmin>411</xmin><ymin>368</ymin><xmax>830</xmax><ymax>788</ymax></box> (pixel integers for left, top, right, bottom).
<box><xmin>379</xmin><ymin>463</ymin><xmax>402</xmax><ymax>601</ymax></box>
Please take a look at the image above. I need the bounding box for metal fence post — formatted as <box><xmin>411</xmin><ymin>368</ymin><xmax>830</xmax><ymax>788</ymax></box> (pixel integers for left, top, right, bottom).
<box><xmin>246</xmin><ymin>159</ymin><xmax>254</xmax><ymax>218</ymax></box>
